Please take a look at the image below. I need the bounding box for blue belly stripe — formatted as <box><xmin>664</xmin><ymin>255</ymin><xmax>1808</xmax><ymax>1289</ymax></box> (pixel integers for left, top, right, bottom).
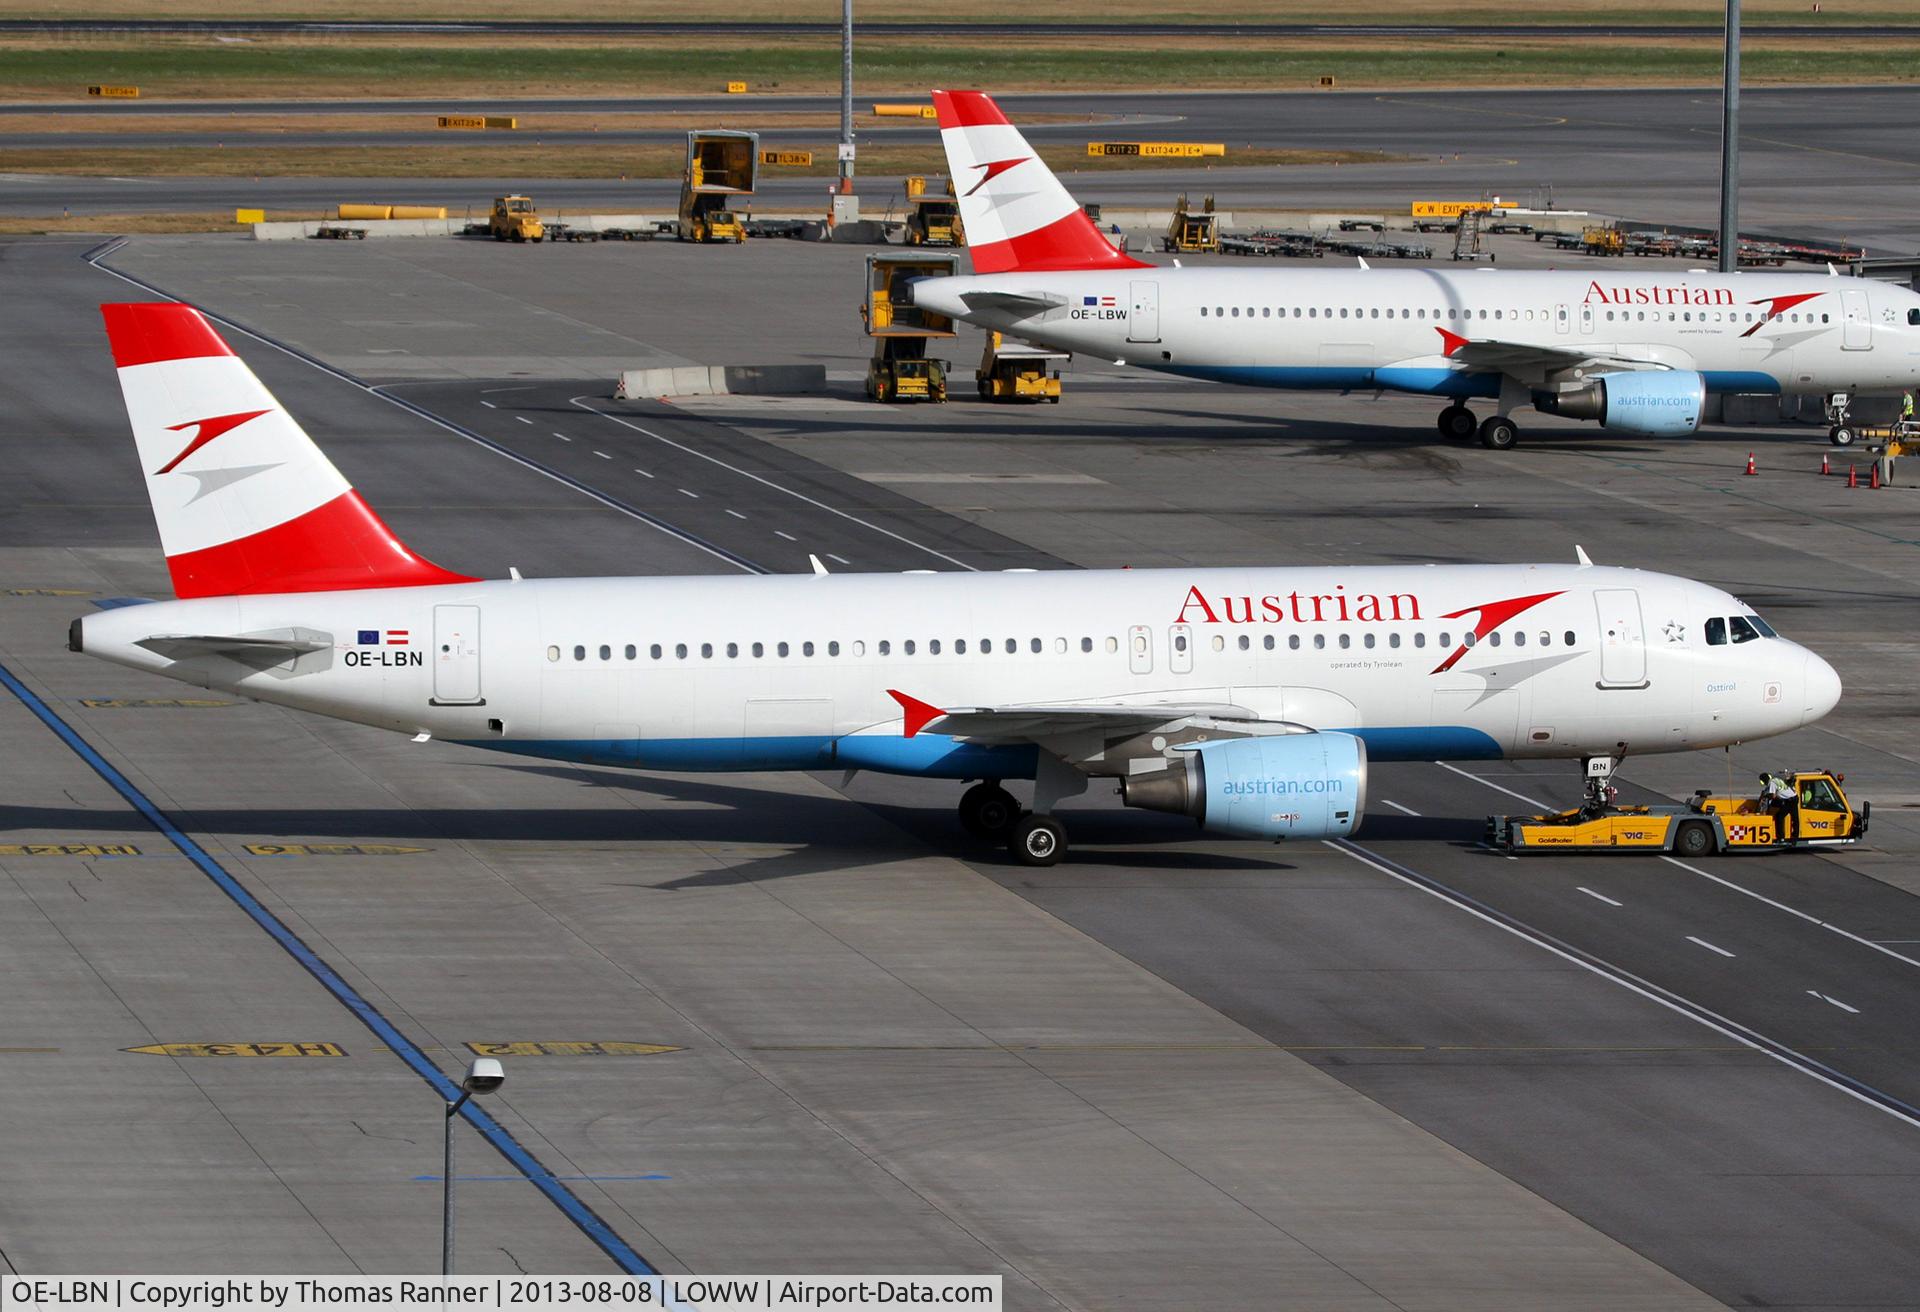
<box><xmin>465</xmin><ymin>728</ymin><xmax>1502</xmax><ymax>773</ymax></box>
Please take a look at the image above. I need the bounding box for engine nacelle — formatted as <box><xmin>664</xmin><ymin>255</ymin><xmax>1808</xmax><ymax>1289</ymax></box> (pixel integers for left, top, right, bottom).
<box><xmin>1120</xmin><ymin>732</ymin><xmax>1368</xmax><ymax>840</ymax></box>
<box><xmin>1535</xmin><ymin>369</ymin><xmax>1706</xmax><ymax>437</ymax></box>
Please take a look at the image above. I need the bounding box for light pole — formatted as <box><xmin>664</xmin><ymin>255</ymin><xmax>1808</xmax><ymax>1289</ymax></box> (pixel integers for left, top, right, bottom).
<box><xmin>443</xmin><ymin>1057</ymin><xmax>506</xmax><ymax>1275</ymax></box>
<box><xmin>1719</xmin><ymin>0</ymin><xmax>1741</xmax><ymax>272</ymax></box>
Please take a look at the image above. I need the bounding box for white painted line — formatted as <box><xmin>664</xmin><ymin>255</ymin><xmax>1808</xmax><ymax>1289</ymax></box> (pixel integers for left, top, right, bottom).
<box><xmin>1434</xmin><ymin>761</ymin><xmax>1551</xmax><ymax>809</ymax></box>
<box><xmin>594</xmin><ymin>451</ymin><xmax>611</xmax><ymax>460</ymax></box>
<box><xmin>679</xmin><ymin>488</ymin><xmax>699</xmax><ymax>498</ymax></box>
<box><xmin>632</xmin><ymin>468</ymin><xmax>654</xmax><ymax>478</ymax></box>
<box><xmin>1577</xmin><ymin>887</ymin><xmax>1622</xmax><ymax>907</ymax></box>
<box><xmin>1381</xmin><ymin>799</ymin><xmax>1421</xmax><ymax>816</ymax></box>
<box><xmin>572</xmin><ymin>397</ymin><xmax>977</xmax><ymax>571</ymax></box>
<box><xmin>551</xmin><ymin>432</ymin><xmax>569</xmax><ymax>439</ymax></box>
<box><xmin>1687</xmin><ymin>936</ymin><xmax>1736</xmax><ymax>958</ymax></box>
<box><xmin>1325</xmin><ymin>839</ymin><xmax>1920</xmax><ymax>1132</ymax></box>
<box><xmin>774</xmin><ymin>530</ymin><xmax>798</xmax><ymax>541</ymax></box>
<box><xmin>480</xmin><ymin>400</ymin><xmax>497</xmax><ymax>409</ymax></box>
<box><xmin>1659</xmin><ymin>856</ymin><xmax>1920</xmax><ymax>973</ymax></box>
<box><xmin>827</xmin><ymin>553</ymin><xmax>850</xmax><ymax>565</ymax></box>
<box><xmin>515</xmin><ymin>415</ymin><xmax>533</xmax><ymax>425</ymax></box>
<box><xmin>1808</xmin><ymin>991</ymin><xmax>1861</xmax><ymax>1015</ymax></box>
<box><xmin>725</xmin><ymin>509</ymin><xmax>747</xmax><ymax>520</ymax></box>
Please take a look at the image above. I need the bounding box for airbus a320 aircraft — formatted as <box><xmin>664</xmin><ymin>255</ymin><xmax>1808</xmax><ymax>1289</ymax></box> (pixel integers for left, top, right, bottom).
<box><xmin>909</xmin><ymin>90</ymin><xmax>1920</xmax><ymax>449</ymax></box>
<box><xmin>72</xmin><ymin>304</ymin><xmax>1839</xmax><ymax>864</ymax></box>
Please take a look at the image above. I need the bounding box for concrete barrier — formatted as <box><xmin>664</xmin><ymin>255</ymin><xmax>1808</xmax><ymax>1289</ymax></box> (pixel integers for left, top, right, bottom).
<box><xmin>614</xmin><ymin>364</ymin><xmax>827</xmax><ymax>400</ymax></box>
<box><xmin>252</xmin><ymin>214</ymin><xmax>664</xmax><ymax>241</ymax></box>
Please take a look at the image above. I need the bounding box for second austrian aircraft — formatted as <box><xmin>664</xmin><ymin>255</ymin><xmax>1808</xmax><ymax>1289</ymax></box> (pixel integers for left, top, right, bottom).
<box><xmin>909</xmin><ymin>90</ymin><xmax>1920</xmax><ymax>449</ymax></box>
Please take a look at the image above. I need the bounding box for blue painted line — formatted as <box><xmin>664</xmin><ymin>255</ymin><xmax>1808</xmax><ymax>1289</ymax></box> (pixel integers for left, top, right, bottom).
<box><xmin>408</xmin><ymin>1183</ymin><xmax>672</xmax><ymax>1190</ymax></box>
<box><xmin>0</xmin><ymin>658</ymin><xmax>659</xmax><ymax>1275</ymax></box>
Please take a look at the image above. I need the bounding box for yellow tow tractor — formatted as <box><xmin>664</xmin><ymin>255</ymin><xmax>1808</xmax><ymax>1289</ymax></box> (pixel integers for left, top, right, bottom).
<box><xmin>1489</xmin><ymin>769</ymin><xmax>1869</xmax><ymax>857</ymax></box>
<box><xmin>1581</xmin><ymin>224</ymin><xmax>1626</xmax><ymax>256</ymax></box>
<box><xmin>976</xmin><ymin>330</ymin><xmax>1066</xmax><ymax>403</ymax></box>
<box><xmin>904</xmin><ymin>175</ymin><xmax>964</xmax><ymax>247</ymax></box>
<box><xmin>490</xmin><ymin>195</ymin><xmax>544</xmax><ymax>243</ymax></box>
<box><xmin>861</xmin><ymin>253</ymin><xmax>957</xmax><ymax>403</ymax></box>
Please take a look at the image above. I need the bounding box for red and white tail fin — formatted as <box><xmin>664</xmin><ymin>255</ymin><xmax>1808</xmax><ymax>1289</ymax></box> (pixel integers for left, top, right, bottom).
<box><xmin>931</xmin><ymin>89</ymin><xmax>1152</xmax><ymax>275</ymax></box>
<box><xmin>101</xmin><ymin>302</ymin><xmax>475</xmax><ymax>599</ymax></box>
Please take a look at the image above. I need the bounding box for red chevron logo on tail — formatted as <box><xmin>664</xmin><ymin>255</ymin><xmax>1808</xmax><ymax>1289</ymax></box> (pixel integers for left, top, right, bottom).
<box><xmin>152</xmin><ymin>409</ymin><xmax>271</xmax><ymax>475</ymax></box>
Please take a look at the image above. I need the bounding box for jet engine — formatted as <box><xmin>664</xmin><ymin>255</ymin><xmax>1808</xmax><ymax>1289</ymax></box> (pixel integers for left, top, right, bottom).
<box><xmin>1535</xmin><ymin>369</ymin><xmax>1706</xmax><ymax>437</ymax></box>
<box><xmin>1120</xmin><ymin>732</ymin><xmax>1368</xmax><ymax>840</ymax></box>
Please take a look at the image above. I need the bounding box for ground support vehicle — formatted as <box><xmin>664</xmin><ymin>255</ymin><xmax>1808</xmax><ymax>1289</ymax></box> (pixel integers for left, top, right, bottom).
<box><xmin>1489</xmin><ymin>770</ymin><xmax>1868</xmax><ymax>856</ymax></box>
<box><xmin>904</xmin><ymin>176</ymin><xmax>964</xmax><ymax>246</ymax></box>
<box><xmin>1163</xmin><ymin>194</ymin><xmax>1220</xmax><ymax>253</ymax></box>
<box><xmin>489</xmin><ymin>195</ymin><xmax>544</xmax><ymax>242</ymax></box>
<box><xmin>679</xmin><ymin>130</ymin><xmax>757</xmax><ymax>243</ymax></box>
<box><xmin>976</xmin><ymin>331</ymin><xmax>1065</xmax><ymax>402</ymax></box>
<box><xmin>862</xmin><ymin>253</ymin><xmax>959</xmax><ymax>404</ymax></box>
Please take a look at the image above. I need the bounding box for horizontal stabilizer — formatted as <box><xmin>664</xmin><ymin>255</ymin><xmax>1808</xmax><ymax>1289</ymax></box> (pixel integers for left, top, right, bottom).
<box><xmin>137</xmin><ymin>631</ymin><xmax>331</xmax><ymax>670</ymax></box>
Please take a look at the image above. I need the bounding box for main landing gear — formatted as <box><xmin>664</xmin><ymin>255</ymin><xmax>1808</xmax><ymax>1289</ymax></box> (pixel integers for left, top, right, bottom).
<box><xmin>1437</xmin><ymin>405</ymin><xmax>1520</xmax><ymax>450</ymax></box>
<box><xmin>958</xmin><ymin>780</ymin><xmax>1069</xmax><ymax>867</ymax></box>
<box><xmin>958</xmin><ymin>757</ymin><xmax>1088</xmax><ymax>867</ymax></box>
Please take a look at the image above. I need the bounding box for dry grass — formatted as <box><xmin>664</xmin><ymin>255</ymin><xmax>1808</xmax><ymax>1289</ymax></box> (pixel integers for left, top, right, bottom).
<box><xmin>0</xmin><ymin>0</ymin><xmax>1907</xmax><ymax>22</ymax></box>
<box><xmin>0</xmin><ymin>210</ymin><xmax>312</xmax><ymax>233</ymax></box>
<box><xmin>0</xmin><ymin>109</ymin><xmax>1085</xmax><ymax>134</ymax></box>
<box><xmin>0</xmin><ymin>143</ymin><xmax>1399</xmax><ymax>179</ymax></box>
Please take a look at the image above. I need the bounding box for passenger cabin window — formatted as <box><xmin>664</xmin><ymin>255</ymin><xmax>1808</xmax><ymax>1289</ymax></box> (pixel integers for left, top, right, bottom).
<box><xmin>573</xmin><ymin>645</ymin><xmax>586</xmax><ymax>661</ymax></box>
<box><xmin>546</xmin><ymin>645</ymin><xmax>560</xmax><ymax>662</ymax></box>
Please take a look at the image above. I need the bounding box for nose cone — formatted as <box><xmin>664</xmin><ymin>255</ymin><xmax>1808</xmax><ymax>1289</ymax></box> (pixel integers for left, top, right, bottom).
<box><xmin>1803</xmin><ymin>650</ymin><xmax>1842</xmax><ymax>725</ymax></box>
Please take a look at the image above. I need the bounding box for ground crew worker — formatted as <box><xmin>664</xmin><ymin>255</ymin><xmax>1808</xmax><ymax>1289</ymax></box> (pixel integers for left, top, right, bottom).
<box><xmin>1760</xmin><ymin>771</ymin><xmax>1796</xmax><ymax>838</ymax></box>
<box><xmin>1903</xmin><ymin>390</ymin><xmax>1915</xmax><ymax>427</ymax></box>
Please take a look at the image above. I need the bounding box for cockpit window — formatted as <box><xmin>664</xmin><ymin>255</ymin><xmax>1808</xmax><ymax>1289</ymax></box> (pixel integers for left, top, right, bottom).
<box><xmin>1705</xmin><ymin>617</ymin><xmax>1726</xmax><ymax>646</ymax></box>
<box><xmin>1728</xmin><ymin>615</ymin><xmax>1762</xmax><ymax>644</ymax></box>
<box><xmin>1909</xmin><ymin>308</ymin><xmax>1920</xmax><ymax>326</ymax></box>
<box><xmin>1747</xmin><ymin>614</ymin><xmax>1777</xmax><ymax>638</ymax></box>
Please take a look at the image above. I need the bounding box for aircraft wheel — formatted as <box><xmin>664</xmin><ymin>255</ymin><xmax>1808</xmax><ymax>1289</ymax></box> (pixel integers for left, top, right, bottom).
<box><xmin>1009</xmin><ymin>813</ymin><xmax>1067</xmax><ymax>867</ymax></box>
<box><xmin>1829</xmin><ymin>425</ymin><xmax>1856</xmax><ymax>447</ymax></box>
<box><xmin>1438</xmin><ymin>405</ymin><xmax>1476</xmax><ymax>440</ymax></box>
<box><xmin>959</xmin><ymin>783</ymin><xmax>1019</xmax><ymax>839</ymax></box>
<box><xmin>1478</xmin><ymin>415</ymin><xmax>1519</xmax><ymax>450</ymax></box>
<box><xmin>1674</xmin><ymin>820</ymin><xmax>1717</xmax><ymax>859</ymax></box>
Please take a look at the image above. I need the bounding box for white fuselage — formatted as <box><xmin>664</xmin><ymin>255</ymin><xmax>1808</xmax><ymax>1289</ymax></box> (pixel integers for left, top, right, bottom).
<box><xmin>913</xmin><ymin>267</ymin><xmax>1920</xmax><ymax>400</ymax></box>
<box><xmin>76</xmin><ymin>564</ymin><xmax>1837</xmax><ymax>779</ymax></box>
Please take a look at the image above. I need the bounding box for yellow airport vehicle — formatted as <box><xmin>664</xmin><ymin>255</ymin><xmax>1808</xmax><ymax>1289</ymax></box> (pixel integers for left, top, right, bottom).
<box><xmin>862</xmin><ymin>253</ymin><xmax>958</xmax><ymax>404</ymax></box>
<box><xmin>680</xmin><ymin>129</ymin><xmax>757</xmax><ymax>243</ymax></box>
<box><xmin>1162</xmin><ymin>194</ymin><xmax>1219</xmax><ymax>254</ymax></box>
<box><xmin>1489</xmin><ymin>770</ymin><xmax>1868</xmax><ymax>857</ymax></box>
<box><xmin>489</xmin><ymin>195</ymin><xmax>544</xmax><ymax>242</ymax></box>
<box><xmin>903</xmin><ymin>176</ymin><xmax>964</xmax><ymax>247</ymax></box>
<box><xmin>977</xmin><ymin>331</ymin><xmax>1065</xmax><ymax>403</ymax></box>
<box><xmin>1582</xmin><ymin>224</ymin><xmax>1626</xmax><ymax>256</ymax></box>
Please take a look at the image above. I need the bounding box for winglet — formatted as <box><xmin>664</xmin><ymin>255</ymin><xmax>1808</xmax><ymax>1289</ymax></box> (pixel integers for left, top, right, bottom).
<box><xmin>1435</xmin><ymin>326</ymin><xmax>1470</xmax><ymax>357</ymax></box>
<box><xmin>886</xmin><ymin>689</ymin><xmax>946</xmax><ymax>738</ymax></box>
<box><xmin>1575</xmin><ymin>545</ymin><xmax>1593</xmax><ymax>566</ymax></box>
<box><xmin>810</xmin><ymin>553</ymin><xmax>830</xmax><ymax>576</ymax></box>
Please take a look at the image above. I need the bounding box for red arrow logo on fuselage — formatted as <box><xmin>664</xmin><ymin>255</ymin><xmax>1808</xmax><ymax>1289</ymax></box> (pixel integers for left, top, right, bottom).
<box><xmin>1431</xmin><ymin>590</ymin><xmax>1566</xmax><ymax>674</ymax></box>
<box><xmin>152</xmin><ymin>408</ymin><xmax>272</xmax><ymax>475</ymax></box>
<box><xmin>1740</xmin><ymin>292</ymin><xmax>1824</xmax><ymax>338</ymax></box>
<box><xmin>1435</xmin><ymin>327</ymin><xmax>1471</xmax><ymax>357</ymax></box>
<box><xmin>964</xmin><ymin>156</ymin><xmax>1031</xmax><ymax>196</ymax></box>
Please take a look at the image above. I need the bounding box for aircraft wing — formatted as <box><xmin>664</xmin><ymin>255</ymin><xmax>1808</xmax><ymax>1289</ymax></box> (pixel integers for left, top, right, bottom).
<box><xmin>1431</xmin><ymin>328</ymin><xmax>1674</xmax><ymax>380</ymax></box>
<box><xmin>886</xmin><ymin>689</ymin><xmax>1275</xmax><ymax>745</ymax></box>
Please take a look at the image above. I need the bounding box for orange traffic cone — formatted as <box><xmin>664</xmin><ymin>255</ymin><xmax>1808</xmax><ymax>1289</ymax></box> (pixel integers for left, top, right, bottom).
<box><xmin>1744</xmin><ymin>452</ymin><xmax>1757</xmax><ymax>475</ymax></box>
<box><xmin>1820</xmin><ymin>452</ymin><xmax>1831</xmax><ymax>476</ymax></box>
<box><xmin>1848</xmin><ymin>465</ymin><xmax>1859</xmax><ymax>488</ymax></box>
<box><xmin>1871</xmin><ymin>461</ymin><xmax>1882</xmax><ymax>489</ymax></box>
